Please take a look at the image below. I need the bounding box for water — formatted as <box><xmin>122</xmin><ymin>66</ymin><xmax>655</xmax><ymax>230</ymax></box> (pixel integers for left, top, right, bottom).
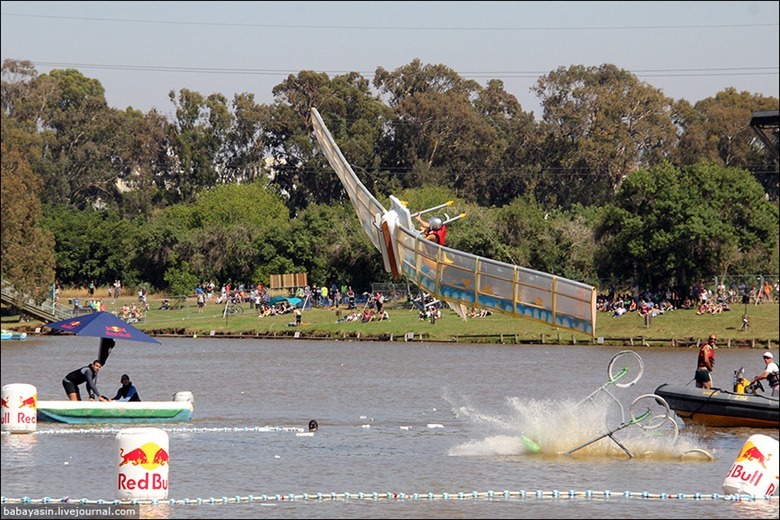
<box><xmin>2</xmin><ymin>337</ymin><xmax>778</xmax><ymax>519</ymax></box>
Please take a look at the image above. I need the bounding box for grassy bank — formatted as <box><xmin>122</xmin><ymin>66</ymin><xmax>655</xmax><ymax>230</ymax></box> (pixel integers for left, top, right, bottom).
<box><xmin>4</xmin><ymin>291</ymin><xmax>778</xmax><ymax>347</ymax></box>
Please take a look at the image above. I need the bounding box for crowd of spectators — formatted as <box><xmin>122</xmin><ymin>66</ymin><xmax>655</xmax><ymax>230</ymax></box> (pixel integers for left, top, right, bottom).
<box><xmin>595</xmin><ymin>281</ymin><xmax>777</xmax><ymax>319</ymax></box>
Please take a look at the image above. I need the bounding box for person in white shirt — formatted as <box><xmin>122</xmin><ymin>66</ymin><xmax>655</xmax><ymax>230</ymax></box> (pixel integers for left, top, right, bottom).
<box><xmin>752</xmin><ymin>352</ymin><xmax>779</xmax><ymax>397</ymax></box>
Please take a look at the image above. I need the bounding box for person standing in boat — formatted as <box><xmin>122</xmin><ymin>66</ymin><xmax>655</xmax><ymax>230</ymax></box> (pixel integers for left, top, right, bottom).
<box><xmin>694</xmin><ymin>334</ymin><xmax>716</xmax><ymax>389</ymax></box>
<box><xmin>62</xmin><ymin>360</ymin><xmax>109</xmax><ymax>401</ymax></box>
<box><xmin>112</xmin><ymin>374</ymin><xmax>141</xmax><ymax>402</ymax></box>
<box><xmin>752</xmin><ymin>352</ymin><xmax>779</xmax><ymax>397</ymax></box>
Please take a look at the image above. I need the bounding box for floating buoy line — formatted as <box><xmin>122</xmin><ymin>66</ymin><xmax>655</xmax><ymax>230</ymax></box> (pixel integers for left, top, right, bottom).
<box><xmin>2</xmin><ymin>490</ymin><xmax>777</xmax><ymax>506</ymax></box>
<box><xmin>2</xmin><ymin>426</ymin><xmax>306</xmax><ymax>435</ymax></box>
<box><xmin>1</xmin><ymin>423</ymin><xmax>743</xmax><ymax>505</ymax></box>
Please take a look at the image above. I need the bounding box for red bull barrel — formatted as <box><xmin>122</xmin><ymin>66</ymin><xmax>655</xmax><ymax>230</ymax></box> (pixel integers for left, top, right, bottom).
<box><xmin>1</xmin><ymin>384</ymin><xmax>37</xmax><ymax>433</ymax></box>
<box><xmin>116</xmin><ymin>427</ymin><xmax>169</xmax><ymax>500</ymax></box>
<box><xmin>723</xmin><ymin>434</ymin><xmax>779</xmax><ymax>496</ymax></box>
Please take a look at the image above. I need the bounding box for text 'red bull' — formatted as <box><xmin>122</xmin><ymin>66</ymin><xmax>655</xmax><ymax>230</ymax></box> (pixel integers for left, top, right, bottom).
<box><xmin>2</xmin><ymin>412</ymin><xmax>36</xmax><ymax>424</ymax></box>
<box><xmin>118</xmin><ymin>473</ymin><xmax>168</xmax><ymax>491</ymax></box>
<box><xmin>726</xmin><ymin>443</ymin><xmax>777</xmax><ymax>495</ymax></box>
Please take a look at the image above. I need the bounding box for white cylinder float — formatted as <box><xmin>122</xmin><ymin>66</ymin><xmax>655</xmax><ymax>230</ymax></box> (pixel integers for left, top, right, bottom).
<box><xmin>723</xmin><ymin>434</ymin><xmax>779</xmax><ymax>496</ymax></box>
<box><xmin>172</xmin><ymin>391</ymin><xmax>194</xmax><ymax>405</ymax></box>
<box><xmin>116</xmin><ymin>427</ymin><xmax>169</xmax><ymax>500</ymax></box>
<box><xmin>1</xmin><ymin>384</ymin><xmax>37</xmax><ymax>433</ymax></box>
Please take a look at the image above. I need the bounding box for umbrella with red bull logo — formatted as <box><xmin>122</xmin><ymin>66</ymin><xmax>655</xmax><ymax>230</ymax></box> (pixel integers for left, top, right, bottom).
<box><xmin>46</xmin><ymin>311</ymin><xmax>160</xmax><ymax>344</ymax></box>
<box><xmin>45</xmin><ymin>312</ymin><xmax>160</xmax><ymax>364</ymax></box>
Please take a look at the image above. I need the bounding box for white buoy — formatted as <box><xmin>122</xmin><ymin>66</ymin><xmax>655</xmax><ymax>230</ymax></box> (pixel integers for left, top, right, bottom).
<box><xmin>116</xmin><ymin>427</ymin><xmax>169</xmax><ymax>500</ymax></box>
<box><xmin>172</xmin><ymin>391</ymin><xmax>194</xmax><ymax>405</ymax></box>
<box><xmin>1</xmin><ymin>384</ymin><xmax>37</xmax><ymax>433</ymax></box>
<box><xmin>723</xmin><ymin>434</ymin><xmax>779</xmax><ymax>496</ymax></box>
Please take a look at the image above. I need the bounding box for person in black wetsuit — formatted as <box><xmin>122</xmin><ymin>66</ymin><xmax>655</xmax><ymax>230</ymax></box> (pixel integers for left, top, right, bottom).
<box><xmin>62</xmin><ymin>360</ymin><xmax>109</xmax><ymax>401</ymax></box>
<box><xmin>112</xmin><ymin>374</ymin><xmax>141</xmax><ymax>402</ymax></box>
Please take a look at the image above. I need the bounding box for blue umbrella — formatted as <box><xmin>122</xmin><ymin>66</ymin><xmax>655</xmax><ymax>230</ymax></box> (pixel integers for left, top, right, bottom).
<box><xmin>45</xmin><ymin>311</ymin><xmax>160</xmax><ymax>345</ymax></box>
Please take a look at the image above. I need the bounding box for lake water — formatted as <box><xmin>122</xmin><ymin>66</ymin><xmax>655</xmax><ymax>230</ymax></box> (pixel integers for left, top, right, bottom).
<box><xmin>2</xmin><ymin>336</ymin><xmax>778</xmax><ymax>519</ymax></box>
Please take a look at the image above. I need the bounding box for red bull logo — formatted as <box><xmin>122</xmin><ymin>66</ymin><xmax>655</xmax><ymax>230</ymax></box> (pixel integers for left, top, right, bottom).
<box><xmin>118</xmin><ymin>442</ymin><xmax>169</xmax><ymax>492</ymax></box>
<box><xmin>19</xmin><ymin>395</ymin><xmax>37</xmax><ymax>408</ymax></box>
<box><xmin>60</xmin><ymin>320</ymin><xmax>81</xmax><ymax>330</ymax></box>
<box><xmin>119</xmin><ymin>442</ymin><xmax>168</xmax><ymax>469</ymax></box>
<box><xmin>105</xmin><ymin>325</ymin><xmax>131</xmax><ymax>339</ymax></box>
<box><xmin>725</xmin><ymin>439</ymin><xmax>778</xmax><ymax>495</ymax></box>
<box><xmin>736</xmin><ymin>441</ymin><xmax>772</xmax><ymax>469</ymax></box>
<box><xmin>1</xmin><ymin>397</ymin><xmax>8</xmax><ymax>408</ymax></box>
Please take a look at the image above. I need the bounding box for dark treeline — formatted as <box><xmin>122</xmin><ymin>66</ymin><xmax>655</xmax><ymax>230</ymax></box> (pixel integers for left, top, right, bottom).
<box><xmin>1</xmin><ymin>58</ymin><xmax>778</xmax><ymax>303</ymax></box>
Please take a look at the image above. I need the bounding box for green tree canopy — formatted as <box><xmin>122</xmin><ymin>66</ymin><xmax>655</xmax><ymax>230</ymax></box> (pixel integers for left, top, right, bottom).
<box><xmin>0</xmin><ymin>142</ymin><xmax>56</xmax><ymax>302</ymax></box>
<box><xmin>594</xmin><ymin>161</ymin><xmax>778</xmax><ymax>293</ymax></box>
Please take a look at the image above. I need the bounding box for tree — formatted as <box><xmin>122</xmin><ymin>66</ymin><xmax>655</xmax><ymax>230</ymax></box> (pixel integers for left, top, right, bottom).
<box><xmin>0</xmin><ymin>142</ymin><xmax>56</xmax><ymax>302</ymax></box>
<box><xmin>594</xmin><ymin>161</ymin><xmax>778</xmax><ymax>294</ymax></box>
<box><xmin>221</xmin><ymin>93</ymin><xmax>269</xmax><ymax>185</ymax></box>
<box><xmin>41</xmin><ymin>205</ymin><xmax>140</xmax><ymax>288</ymax></box>
<box><xmin>470</xmin><ymin>79</ymin><xmax>542</xmax><ymax>207</ymax></box>
<box><xmin>286</xmin><ymin>202</ymin><xmax>384</xmax><ymax>291</ymax></box>
<box><xmin>145</xmin><ymin>181</ymin><xmax>293</xmax><ymax>287</ymax></box>
<box><xmin>266</xmin><ymin>70</ymin><xmax>392</xmax><ymax>210</ymax></box>
<box><xmin>165</xmin><ymin>89</ymin><xmax>230</xmax><ymax>203</ymax></box>
<box><xmin>35</xmin><ymin>68</ymin><xmax>124</xmax><ymax>208</ymax></box>
<box><xmin>533</xmin><ymin>64</ymin><xmax>677</xmax><ymax>207</ymax></box>
<box><xmin>373</xmin><ymin>59</ymin><xmax>494</xmax><ymax>198</ymax></box>
<box><xmin>674</xmin><ymin>88</ymin><xmax>779</xmax><ymax>200</ymax></box>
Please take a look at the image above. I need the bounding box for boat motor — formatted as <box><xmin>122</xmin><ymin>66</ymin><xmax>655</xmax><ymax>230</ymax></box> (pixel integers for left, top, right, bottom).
<box><xmin>733</xmin><ymin>367</ymin><xmax>750</xmax><ymax>393</ymax></box>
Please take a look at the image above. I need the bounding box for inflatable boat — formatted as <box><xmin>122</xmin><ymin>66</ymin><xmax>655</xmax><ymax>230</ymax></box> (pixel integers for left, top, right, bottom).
<box><xmin>654</xmin><ymin>383</ymin><xmax>778</xmax><ymax>428</ymax></box>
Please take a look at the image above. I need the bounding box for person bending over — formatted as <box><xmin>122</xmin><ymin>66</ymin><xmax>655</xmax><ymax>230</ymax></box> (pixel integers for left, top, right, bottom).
<box><xmin>62</xmin><ymin>360</ymin><xmax>109</xmax><ymax>401</ymax></box>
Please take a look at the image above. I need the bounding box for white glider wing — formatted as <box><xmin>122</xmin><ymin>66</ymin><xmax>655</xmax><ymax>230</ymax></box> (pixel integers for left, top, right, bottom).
<box><xmin>311</xmin><ymin>108</ymin><xmax>597</xmax><ymax>336</ymax></box>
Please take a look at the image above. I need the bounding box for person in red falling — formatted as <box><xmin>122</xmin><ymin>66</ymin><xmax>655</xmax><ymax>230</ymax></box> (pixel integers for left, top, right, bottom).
<box><xmin>416</xmin><ymin>214</ymin><xmax>447</xmax><ymax>246</ymax></box>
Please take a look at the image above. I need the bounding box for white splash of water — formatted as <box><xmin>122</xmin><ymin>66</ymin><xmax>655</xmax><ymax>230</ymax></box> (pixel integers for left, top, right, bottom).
<box><xmin>447</xmin><ymin>391</ymin><xmax>709</xmax><ymax>460</ymax></box>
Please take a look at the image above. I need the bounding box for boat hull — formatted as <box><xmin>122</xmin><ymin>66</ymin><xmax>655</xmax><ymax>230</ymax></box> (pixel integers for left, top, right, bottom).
<box><xmin>654</xmin><ymin>383</ymin><xmax>779</xmax><ymax>428</ymax></box>
<box><xmin>1</xmin><ymin>330</ymin><xmax>27</xmax><ymax>341</ymax></box>
<box><xmin>37</xmin><ymin>400</ymin><xmax>193</xmax><ymax>424</ymax></box>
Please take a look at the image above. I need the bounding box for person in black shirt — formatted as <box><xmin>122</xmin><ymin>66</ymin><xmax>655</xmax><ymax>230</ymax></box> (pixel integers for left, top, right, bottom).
<box><xmin>62</xmin><ymin>360</ymin><xmax>109</xmax><ymax>401</ymax></box>
<box><xmin>112</xmin><ymin>374</ymin><xmax>141</xmax><ymax>402</ymax></box>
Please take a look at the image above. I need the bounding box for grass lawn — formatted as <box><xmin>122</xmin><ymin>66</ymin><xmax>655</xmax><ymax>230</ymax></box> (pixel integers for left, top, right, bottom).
<box><xmin>5</xmin><ymin>289</ymin><xmax>774</xmax><ymax>347</ymax></box>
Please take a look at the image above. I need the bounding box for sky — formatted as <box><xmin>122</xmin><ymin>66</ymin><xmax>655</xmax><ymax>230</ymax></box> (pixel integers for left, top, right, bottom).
<box><xmin>1</xmin><ymin>1</ymin><xmax>778</xmax><ymax>120</ymax></box>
